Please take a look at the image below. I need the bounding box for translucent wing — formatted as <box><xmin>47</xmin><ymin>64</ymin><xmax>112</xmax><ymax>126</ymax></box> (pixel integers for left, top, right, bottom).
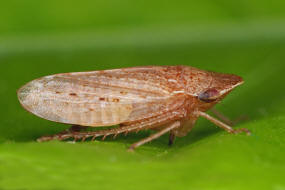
<box><xmin>18</xmin><ymin>66</ymin><xmax>186</xmax><ymax>127</ymax></box>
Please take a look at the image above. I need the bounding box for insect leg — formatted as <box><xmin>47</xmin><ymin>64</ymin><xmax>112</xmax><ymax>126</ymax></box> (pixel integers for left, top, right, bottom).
<box><xmin>168</xmin><ymin>132</ymin><xmax>176</xmax><ymax>146</ymax></box>
<box><xmin>37</xmin><ymin>125</ymin><xmax>85</xmax><ymax>142</ymax></box>
<box><xmin>37</xmin><ymin>124</ymin><xmax>138</xmax><ymax>142</ymax></box>
<box><xmin>37</xmin><ymin>109</ymin><xmax>184</xmax><ymax>143</ymax></box>
<box><xmin>210</xmin><ymin>108</ymin><xmax>249</xmax><ymax>126</ymax></box>
<box><xmin>198</xmin><ymin>111</ymin><xmax>251</xmax><ymax>135</ymax></box>
<box><xmin>37</xmin><ymin>114</ymin><xmax>175</xmax><ymax>142</ymax></box>
<box><xmin>128</xmin><ymin>121</ymin><xmax>181</xmax><ymax>151</ymax></box>
<box><xmin>210</xmin><ymin>108</ymin><xmax>233</xmax><ymax>126</ymax></box>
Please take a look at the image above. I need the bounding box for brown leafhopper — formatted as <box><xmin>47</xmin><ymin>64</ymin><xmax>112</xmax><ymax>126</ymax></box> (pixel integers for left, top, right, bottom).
<box><xmin>17</xmin><ymin>66</ymin><xmax>250</xmax><ymax>150</ymax></box>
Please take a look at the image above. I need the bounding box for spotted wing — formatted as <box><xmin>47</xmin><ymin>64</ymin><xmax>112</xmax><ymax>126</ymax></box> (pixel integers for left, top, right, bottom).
<box><xmin>18</xmin><ymin>66</ymin><xmax>186</xmax><ymax>127</ymax></box>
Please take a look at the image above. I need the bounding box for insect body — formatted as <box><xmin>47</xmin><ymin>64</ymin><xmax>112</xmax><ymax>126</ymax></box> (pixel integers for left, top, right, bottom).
<box><xmin>17</xmin><ymin>66</ymin><xmax>250</xmax><ymax>150</ymax></box>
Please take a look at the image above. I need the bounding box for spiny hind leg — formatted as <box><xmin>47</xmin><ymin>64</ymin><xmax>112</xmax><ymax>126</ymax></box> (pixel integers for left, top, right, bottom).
<box><xmin>38</xmin><ymin>109</ymin><xmax>185</xmax><ymax>144</ymax></box>
<box><xmin>37</xmin><ymin>117</ymin><xmax>173</xmax><ymax>143</ymax></box>
<box><xmin>37</xmin><ymin>124</ymin><xmax>139</xmax><ymax>142</ymax></box>
<box><xmin>198</xmin><ymin>111</ymin><xmax>250</xmax><ymax>135</ymax></box>
<box><xmin>128</xmin><ymin>121</ymin><xmax>181</xmax><ymax>151</ymax></box>
<box><xmin>37</xmin><ymin>125</ymin><xmax>86</xmax><ymax>142</ymax></box>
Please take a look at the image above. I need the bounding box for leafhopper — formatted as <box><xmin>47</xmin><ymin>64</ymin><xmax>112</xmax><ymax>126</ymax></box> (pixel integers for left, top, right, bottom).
<box><xmin>18</xmin><ymin>66</ymin><xmax>250</xmax><ymax>150</ymax></box>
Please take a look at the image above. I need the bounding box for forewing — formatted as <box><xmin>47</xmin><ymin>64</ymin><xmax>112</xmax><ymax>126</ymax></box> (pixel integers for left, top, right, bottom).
<box><xmin>20</xmin><ymin>66</ymin><xmax>185</xmax><ymax>126</ymax></box>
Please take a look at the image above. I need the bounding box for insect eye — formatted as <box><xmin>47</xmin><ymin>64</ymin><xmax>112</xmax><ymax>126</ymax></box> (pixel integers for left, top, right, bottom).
<box><xmin>198</xmin><ymin>88</ymin><xmax>219</xmax><ymax>103</ymax></box>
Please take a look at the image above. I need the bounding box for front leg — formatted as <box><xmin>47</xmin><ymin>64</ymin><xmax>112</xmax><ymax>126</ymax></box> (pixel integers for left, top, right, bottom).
<box><xmin>210</xmin><ymin>108</ymin><xmax>234</xmax><ymax>126</ymax></box>
<box><xmin>198</xmin><ymin>111</ymin><xmax>250</xmax><ymax>135</ymax></box>
<box><xmin>210</xmin><ymin>108</ymin><xmax>248</xmax><ymax>126</ymax></box>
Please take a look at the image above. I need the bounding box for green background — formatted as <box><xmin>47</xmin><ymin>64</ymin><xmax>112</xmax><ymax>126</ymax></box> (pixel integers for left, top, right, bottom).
<box><xmin>1</xmin><ymin>1</ymin><xmax>285</xmax><ymax>189</ymax></box>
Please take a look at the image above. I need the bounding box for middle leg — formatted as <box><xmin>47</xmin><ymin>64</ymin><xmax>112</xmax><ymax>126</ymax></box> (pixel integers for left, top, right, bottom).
<box><xmin>128</xmin><ymin>121</ymin><xmax>181</xmax><ymax>151</ymax></box>
<box><xmin>168</xmin><ymin>132</ymin><xmax>176</xmax><ymax>146</ymax></box>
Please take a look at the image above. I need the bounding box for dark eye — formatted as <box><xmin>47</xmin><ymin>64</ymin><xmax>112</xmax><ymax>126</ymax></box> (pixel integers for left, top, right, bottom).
<box><xmin>198</xmin><ymin>88</ymin><xmax>219</xmax><ymax>103</ymax></box>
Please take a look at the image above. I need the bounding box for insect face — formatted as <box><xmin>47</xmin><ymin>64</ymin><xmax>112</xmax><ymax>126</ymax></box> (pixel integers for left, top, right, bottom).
<box><xmin>195</xmin><ymin>72</ymin><xmax>243</xmax><ymax>111</ymax></box>
<box><xmin>183</xmin><ymin>67</ymin><xmax>243</xmax><ymax>100</ymax></box>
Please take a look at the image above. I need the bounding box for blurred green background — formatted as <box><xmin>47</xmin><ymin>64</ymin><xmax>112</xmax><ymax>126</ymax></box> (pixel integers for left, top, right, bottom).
<box><xmin>1</xmin><ymin>1</ymin><xmax>285</xmax><ymax>190</ymax></box>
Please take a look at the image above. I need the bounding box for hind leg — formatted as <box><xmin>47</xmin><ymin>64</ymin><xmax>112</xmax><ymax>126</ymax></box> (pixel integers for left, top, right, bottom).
<box><xmin>38</xmin><ymin>109</ymin><xmax>186</xmax><ymax>146</ymax></box>
<box><xmin>37</xmin><ymin>124</ymin><xmax>136</xmax><ymax>142</ymax></box>
<box><xmin>37</xmin><ymin>125</ymin><xmax>86</xmax><ymax>142</ymax></box>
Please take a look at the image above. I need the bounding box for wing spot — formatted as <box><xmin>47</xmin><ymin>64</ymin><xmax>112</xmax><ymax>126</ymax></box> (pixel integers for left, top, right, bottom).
<box><xmin>99</xmin><ymin>97</ymin><xmax>106</xmax><ymax>101</ymax></box>
<box><xmin>69</xmin><ymin>93</ymin><xmax>77</xmax><ymax>96</ymax></box>
<box><xmin>55</xmin><ymin>91</ymin><xmax>61</xmax><ymax>94</ymax></box>
<box><xmin>120</xmin><ymin>91</ymin><xmax>128</xmax><ymax>95</ymax></box>
<box><xmin>89</xmin><ymin>108</ymin><xmax>94</xmax><ymax>111</ymax></box>
<box><xmin>112</xmin><ymin>98</ymin><xmax>120</xmax><ymax>102</ymax></box>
